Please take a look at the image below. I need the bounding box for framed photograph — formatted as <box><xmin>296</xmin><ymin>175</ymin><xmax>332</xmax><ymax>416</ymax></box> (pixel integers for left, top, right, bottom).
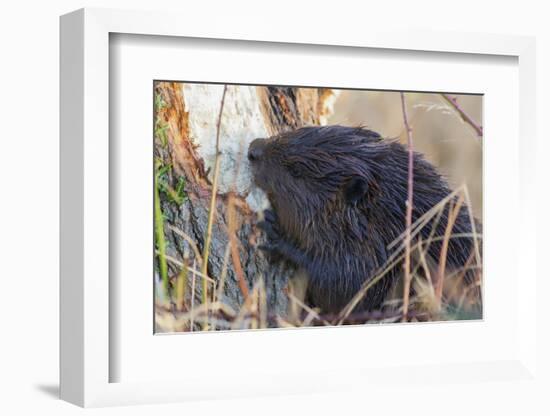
<box><xmin>60</xmin><ymin>8</ymin><xmax>538</xmax><ymax>408</ymax></box>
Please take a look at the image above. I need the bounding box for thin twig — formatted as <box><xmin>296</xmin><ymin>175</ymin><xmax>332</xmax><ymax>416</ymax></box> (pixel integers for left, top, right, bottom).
<box><xmin>400</xmin><ymin>92</ymin><xmax>414</xmax><ymax>321</ymax></box>
<box><xmin>159</xmin><ymin>251</ymin><xmax>216</xmax><ymax>285</ymax></box>
<box><xmin>190</xmin><ymin>259</ymin><xmax>196</xmax><ymax>331</ymax></box>
<box><xmin>441</xmin><ymin>94</ymin><xmax>483</xmax><ymax>137</ymax></box>
<box><xmin>287</xmin><ymin>293</ymin><xmax>331</xmax><ymax>326</ymax></box>
<box><xmin>175</xmin><ymin>256</ymin><xmax>188</xmax><ymax>312</ymax></box>
<box><xmin>215</xmin><ymin>86</ymin><xmax>228</xmax><ymax>152</ymax></box>
<box><xmin>167</xmin><ymin>224</ymin><xmax>203</xmax><ymax>265</ymax></box>
<box><xmin>200</xmin><ymin>85</ymin><xmax>228</xmax><ymax>327</ymax></box>
<box><xmin>230</xmin><ymin>279</ymin><xmax>262</xmax><ymax>330</ymax></box>
<box><xmin>417</xmin><ymin>237</ymin><xmax>435</xmax><ymax>297</ymax></box>
<box><xmin>185</xmin><ymin>266</ymin><xmax>216</xmax><ymax>285</ymax></box>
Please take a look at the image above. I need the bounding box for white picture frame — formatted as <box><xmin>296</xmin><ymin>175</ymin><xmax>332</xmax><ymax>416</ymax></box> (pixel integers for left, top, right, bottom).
<box><xmin>60</xmin><ymin>7</ymin><xmax>538</xmax><ymax>408</ymax></box>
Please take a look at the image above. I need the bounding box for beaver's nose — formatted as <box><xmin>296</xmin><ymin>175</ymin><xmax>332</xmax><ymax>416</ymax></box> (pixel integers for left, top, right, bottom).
<box><xmin>248</xmin><ymin>138</ymin><xmax>265</xmax><ymax>162</ymax></box>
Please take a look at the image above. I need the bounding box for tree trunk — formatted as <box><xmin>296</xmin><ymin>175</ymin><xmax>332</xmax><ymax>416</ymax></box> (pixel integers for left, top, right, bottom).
<box><xmin>154</xmin><ymin>81</ymin><xmax>335</xmax><ymax>331</ymax></box>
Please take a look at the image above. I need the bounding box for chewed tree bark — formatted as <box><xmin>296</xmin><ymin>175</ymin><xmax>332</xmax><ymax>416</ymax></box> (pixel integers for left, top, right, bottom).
<box><xmin>154</xmin><ymin>81</ymin><xmax>336</xmax><ymax>330</ymax></box>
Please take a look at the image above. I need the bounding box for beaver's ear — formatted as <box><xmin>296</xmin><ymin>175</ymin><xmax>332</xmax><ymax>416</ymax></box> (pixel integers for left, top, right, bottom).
<box><xmin>343</xmin><ymin>177</ymin><xmax>368</xmax><ymax>204</ymax></box>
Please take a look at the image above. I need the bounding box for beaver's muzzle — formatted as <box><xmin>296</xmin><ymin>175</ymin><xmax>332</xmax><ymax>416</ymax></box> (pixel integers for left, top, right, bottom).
<box><xmin>248</xmin><ymin>138</ymin><xmax>266</xmax><ymax>162</ymax></box>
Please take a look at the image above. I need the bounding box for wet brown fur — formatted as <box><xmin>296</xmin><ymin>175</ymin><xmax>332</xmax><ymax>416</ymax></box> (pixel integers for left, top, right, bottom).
<box><xmin>249</xmin><ymin>126</ymin><xmax>481</xmax><ymax>314</ymax></box>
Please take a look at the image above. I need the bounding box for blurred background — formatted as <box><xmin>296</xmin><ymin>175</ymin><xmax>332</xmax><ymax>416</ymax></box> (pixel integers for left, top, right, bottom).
<box><xmin>329</xmin><ymin>91</ymin><xmax>483</xmax><ymax>219</ymax></box>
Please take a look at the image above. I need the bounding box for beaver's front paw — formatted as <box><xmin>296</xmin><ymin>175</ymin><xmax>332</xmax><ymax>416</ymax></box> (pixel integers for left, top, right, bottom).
<box><xmin>257</xmin><ymin>209</ymin><xmax>284</xmax><ymax>261</ymax></box>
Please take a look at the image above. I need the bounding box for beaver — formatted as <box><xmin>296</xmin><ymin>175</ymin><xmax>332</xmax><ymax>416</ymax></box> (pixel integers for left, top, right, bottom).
<box><xmin>248</xmin><ymin>125</ymin><xmax>481</xmax><ymax>315</ymax></box>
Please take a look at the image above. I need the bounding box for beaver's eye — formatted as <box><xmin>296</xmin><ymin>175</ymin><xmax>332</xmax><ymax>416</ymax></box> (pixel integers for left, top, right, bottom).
<box><xmin>288</xmin><ymin>164</ymin><xmax>301</xmax><ymax>177</ymax></box>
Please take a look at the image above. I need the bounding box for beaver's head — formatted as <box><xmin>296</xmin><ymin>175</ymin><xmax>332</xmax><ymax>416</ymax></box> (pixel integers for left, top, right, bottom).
<box><xmin>248</xmin><ymin>126</ymin><xmax>384</xmax><ymax>215</ymax></box>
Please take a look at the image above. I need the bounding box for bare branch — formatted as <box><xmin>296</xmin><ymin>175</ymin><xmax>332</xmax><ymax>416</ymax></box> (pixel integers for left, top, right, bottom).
<box><xmin>441</xmin><ymin>94</ymin><xmax>483</xmax><ymax>138</ymax></box>
<box><xmin>200</xmin><ymin>85</ymin><xmax>228</xmax><ymax>328</ymax></box>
